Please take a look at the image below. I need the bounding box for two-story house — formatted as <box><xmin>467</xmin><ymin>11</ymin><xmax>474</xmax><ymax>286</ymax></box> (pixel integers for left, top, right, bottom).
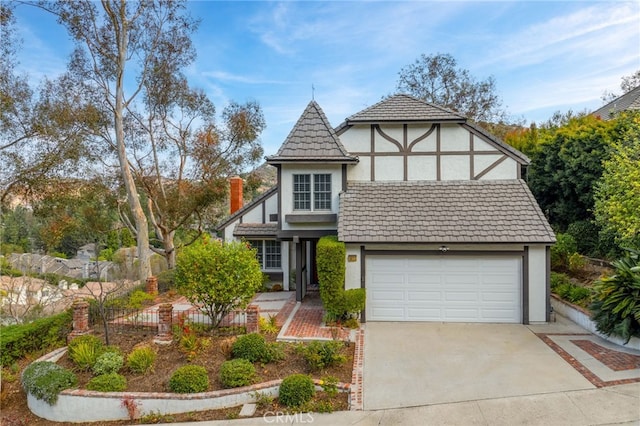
<box><xmin>217</xmin><ymin>95</ymin><xmax>555</xmax><ymax>324</ymax></box>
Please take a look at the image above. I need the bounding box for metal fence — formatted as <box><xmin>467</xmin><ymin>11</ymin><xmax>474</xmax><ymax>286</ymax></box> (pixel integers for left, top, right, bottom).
<box><xmin>88</xmin><ymin>304</ymin><xmax>247</xmax><ymax>336</ymax></box>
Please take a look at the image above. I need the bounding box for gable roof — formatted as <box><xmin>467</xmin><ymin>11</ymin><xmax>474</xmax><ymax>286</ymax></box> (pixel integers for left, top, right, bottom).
<box><xmin>592</xmin><ymin>86</ymin><xmax>640</xmax><ymax>120</ymax></box>
<box><xmin>346</xmin><ymin>94</ymin><xmax>466</xmax><ymax>123</ymax></box>
<box><xmin>266</xmin><ymin>101</ymin><xmax>358</xmax><ymax>163</ymax></box>
<box><xmin>215</xmin><ymin>185</ymin><xmax>277</xmax><ymax>232</ymax></box>
<box><xmin>338</xmin><ymin>180</ymin><xmax>555</xmax><ymax>244</ymax></box>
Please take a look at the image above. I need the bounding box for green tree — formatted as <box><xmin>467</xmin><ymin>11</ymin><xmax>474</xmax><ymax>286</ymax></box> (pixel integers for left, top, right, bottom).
<box><xmin>174</xmin><ymin>236</ymin><xmax>263</xmax><ymax>328</ymax></box>
<box><xmin>594</xmin><ymin>111</ymin><xmax>640</xmax><ymax>249</ymax></box>
<box><xmin>396</xmin><ymin>53</ymin><xmax>507</xmax><ymax>123</ymax></box>
<box><xmin>528</xmin><ymin>114</ymin><xmax>615</xmax><ymax>230</ymax></box>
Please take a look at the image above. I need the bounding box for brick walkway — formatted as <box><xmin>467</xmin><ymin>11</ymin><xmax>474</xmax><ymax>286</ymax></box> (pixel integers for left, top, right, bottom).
<box><xmin>278</xmin><ymin>291</ymin><xmax>352</xmax><ymax>341</ymax></box>
<box><xmin>571</xmin><ymin>339</ymin><xmax>640</xmax><ymax>371</ymax></box>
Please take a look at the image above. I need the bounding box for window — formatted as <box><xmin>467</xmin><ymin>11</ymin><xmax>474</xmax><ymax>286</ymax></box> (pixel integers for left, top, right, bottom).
<box><xmin>314</xmin><ymin>174</ymin><xmax>331</xmax><ymax>210</ymax></box>
<box><xmin>247</xmin><ymin>240</ymin><xmax>281</xmax><ymax>269</ymax></box>
<box><xmin>293</xmin><ymin>174</ymin><xmax>311</xmax><ymax>210</ymax></box>
<box><xmin>293</xmin><ymin>173</ymin><xmax>331</xmax><ymax>211</ymax></box>
<box><xmin>264</xmin><ymin>240</ymin><xmax>281</xmax><ymax>269</ymax></box>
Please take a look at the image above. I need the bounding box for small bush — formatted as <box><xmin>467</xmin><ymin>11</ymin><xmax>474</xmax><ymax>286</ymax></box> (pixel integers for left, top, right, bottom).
<box><xmin>126</xmin><ymin>290</ymin><xmax>155</xmax><ymax>309</ymax></box>
<box><xmin>259</xmin><ymin>315</ymin><xmax>279</xmax><ymax>334</ymax></box>
<box><xmin>567</xmin><ymin>286</ymin><xmax>591</xmax><ymax>304</ymax></box>
<box><xmin>551</xmin><ymin>233</ymin><xmax>577</xmax><ymax>270</ymax></box>
<box><xmin>278</xmin><ymin>374</ymin><xmax>315</xmax><ymax>407</ymax></box>
<box><xmin>93</xmin><ymin>351</ymin><xmax>124</xmax><ymax>376</ymax></box>
<box><xmin>86</xmin><ymin>373</ymin><xmax>127</xmax><ymax>392</ymax></box>
<box><xmin>232</xmin><ymin>333</ymin><xmax>283</xmax><ymax>363</ymax></box>
<box><xmin>127</xmin><ymin>345</ymin><xmax>156</xmax><ymax>374</ymax></box>
<box><xmin>550</xmin><ymin>272</ymin><xmax>571</xmax><ymax>291</ymax></box>
<box><xmin>21</xmin><ymin>361</ymin><xmax>77</xmax><ymax>405</ymax></box>
<box><xmin>298</xmin><ymin>340</ymin><xmax>346</xmax><ymax>371</ymax></box>
<box><xmin>68</xmin><ymin>335</ymin><xmax>104</xmax><ymax>371</ymax></box>
<box><xmin>568</xmin><ymin>252</ymin><xmax>587</xmax><ymax>275</ymax></box>
<box><xmin>169</xmin><ymin>365</ymin><xmax>209</xmax><ymax>393</ymax></box>
<box><xmin>219</xmin><ymin>359</ymin><xmax>256</xmax><ymax>388</ymax></box>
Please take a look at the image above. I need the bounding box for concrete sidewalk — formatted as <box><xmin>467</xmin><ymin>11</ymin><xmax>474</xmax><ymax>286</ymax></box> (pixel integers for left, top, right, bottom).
<box><xmin>156</xmin><ymin>382</ymin><xmax>640</xmax><ymax>425</ymax></box>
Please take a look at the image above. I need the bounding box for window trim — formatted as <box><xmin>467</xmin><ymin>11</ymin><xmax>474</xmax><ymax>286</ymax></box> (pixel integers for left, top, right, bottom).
<box><xmin>247</xmin><ymin>239</ymin><xmax>281</xmax><ymax>270</ymax></box>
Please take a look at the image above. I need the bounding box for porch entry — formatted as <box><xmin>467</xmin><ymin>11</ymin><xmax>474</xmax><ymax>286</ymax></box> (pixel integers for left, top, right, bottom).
<box><xmin>294</xmin><ymin>238</ymin><xmax>319</xmax><ymax>301</ymax></box>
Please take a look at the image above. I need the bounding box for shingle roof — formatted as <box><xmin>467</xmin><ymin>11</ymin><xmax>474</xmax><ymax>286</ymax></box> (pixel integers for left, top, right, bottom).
<box><xmin>233</xmin><ymin>223</ymin><xmax>278</xmax><ymax>238</ymax></box>
<box><xmin>266</xmin><ymin>101</ymin><xmax>358</xmax><ymax>163</ymax></box>
<box><xmin>346</xmin><ymin>94</ymin><xmax>466</xmax><ymax>123</ymax></box>
<box><xmin>338</xmin><ymin>180</ymin><xmax>555</xmax><ymax>244</ymax></box>
<box><xmin>592</xmin><ymin>86</ymin><xmax>640</xmax><ymax>120</ymax></box>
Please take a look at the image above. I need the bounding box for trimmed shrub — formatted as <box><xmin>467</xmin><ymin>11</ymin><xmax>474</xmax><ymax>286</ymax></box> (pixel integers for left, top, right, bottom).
<box><xmin>68</xmin><ymin>335</ymin><xmax>104</xmax><ymax>371</ymax></box>
<box><xmin>86</xmin><ymin>373</ymin><xmax>127</xmax><ymax>392</ymax></box>
<box><xmin>92</xmin><ymin>351</ymin><xmax>124</xmax><ymax>376</ymax></box>
<box><xmin>127</xmin><ymin>345</ymin><xmax>156</xmax><ymax>374</ymax></box>
<box><xmin>278</xmin><ymin>374</ymin><xmax>315</xmax><ymax>407</ymax></box>
<box><xmin>317</xmin><ymin>236</ymin><xmax>365</xmax><ymax>321</ymax></box>
<box><xmin>21</xmin><ymin>361</ymin><xmax>77</xmax><ymax>405</ymax></box>
<box><xmin>0</xmin><ymin>310</ymin><xmax>72</xmax><ymax>366</ymax></box>
<box><xmin>219</xmin><ymin>359</ymin><xmax>256</xmax><ymax>388</ymax></box>
<box><xmin>298</xmin><ymin>340</ymin><xmax>346</xmax><ymax>371</ymax></box>
<box><xmin>591</xmin><ymin>249</ymin><xmax>640</xmax><ymax>343</ymax></box>
<box><xmin>169</xmin><ymin>365</ymin><xmax>209</xmax><ymax>393</ymax></box>
<box><xmin>232</xmin><ymin>333</ymin><xmax>283</xmax><ymax>363</ymax></box>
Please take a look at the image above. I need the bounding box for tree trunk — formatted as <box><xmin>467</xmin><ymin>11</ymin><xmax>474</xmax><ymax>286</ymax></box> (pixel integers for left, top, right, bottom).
<box><xmin>113</xmin><ymin>10</ymin><xmax>151</xmax><ymax>282</ymax></box>
<box><xmin>165</xmin><ymin>230</ymin><xmax>176</xmax><ymax>270</ymax></box>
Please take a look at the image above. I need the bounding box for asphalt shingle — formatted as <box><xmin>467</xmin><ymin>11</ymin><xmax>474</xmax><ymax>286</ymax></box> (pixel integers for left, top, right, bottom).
<box><xmin>338</xmin><ymin>180</ymin><xmax>556</xmax><ymax>244</ymax></box>
<box><xmin>266</xmin><ymin>101</ymin><xmax>357</xmax><ymax>163</ymax></box>
<box><xmin>346</xmin><ymin>94</ymin><xmax>466</xmax><ymax>123</ymax></box>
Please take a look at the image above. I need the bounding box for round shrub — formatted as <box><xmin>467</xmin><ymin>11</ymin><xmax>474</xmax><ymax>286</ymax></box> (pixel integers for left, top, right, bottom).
<box><xmin>127</xmin><ymin>345</ymin><xmax>156</xmax><ymax>374</ymax></box>
<box><xmin>232</xmin><ymin>333</ymin><xmax>280</xmax><ymax>363</ymax></box>
<box><xmin>68</xmin><ymin>335</ymin><xmax>104</xmax><ymax>371</ymax></box>
<box><xmin>93</xmin><ymin>351</ymin><xmax>124</xmax><ymax>376</ymax></box>
<box><xmin>279</xmin><ymin>374</ymin><xmax>315</xmax><ymax>407</ymax></box>
<box><xmin>219</xmin><ymin>359</ymin><xmax>256</xmax><ymax>388</ymax></box>
<box><xmin>86</xmin><ymin>373</ymin><xmax>127</xmax><ymax>392</ymax></box>
<box><xmin>169</xmin><ymin>365</ymin><xmax>209</xmax><ymax>393</ymax></box>
<box><xmin>21</xmin><ymin>361</ymin><xmax>77</xmax><ymax>405</ymax></box>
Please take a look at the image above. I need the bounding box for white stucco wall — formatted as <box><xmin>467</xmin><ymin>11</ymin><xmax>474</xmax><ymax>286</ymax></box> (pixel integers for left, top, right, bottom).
<box><xmin>528</xmin><ymin>245</ymin><xmax>548</xmax><ymax>322</ymax></box>
<box><xmin>280</xmin><ymin>164</ymin><xmax>342</xmax><ymax>231</ymax></box>
<box><xmin>345</xmin><ymin>245</ymin><xmax>361</xmax><ymax>291</ymax></box>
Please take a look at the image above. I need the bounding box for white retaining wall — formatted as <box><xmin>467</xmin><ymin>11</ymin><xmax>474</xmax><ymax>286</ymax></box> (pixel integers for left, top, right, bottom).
<box><xmin>551</xmin><ymin>295</ymin><xmax>640</xmax><ymax>351</ymax></box>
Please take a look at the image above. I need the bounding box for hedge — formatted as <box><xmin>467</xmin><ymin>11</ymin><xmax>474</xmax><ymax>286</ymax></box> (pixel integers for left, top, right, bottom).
<box><xmin>316</xmin><ymin>236</ymin><xmax>365</xmax><ymax>321</ymax></box>
<box><xmin>0</xmin><ymin>309</ymin><xmax>72</xmax><ymax>366</ymax></box>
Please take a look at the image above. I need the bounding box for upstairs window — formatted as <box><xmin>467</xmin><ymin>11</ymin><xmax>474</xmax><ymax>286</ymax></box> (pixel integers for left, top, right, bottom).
<box><xmin>293</xmin><ymin>173</ymin><xmax>331</xmax><ymax>211</ymax></box>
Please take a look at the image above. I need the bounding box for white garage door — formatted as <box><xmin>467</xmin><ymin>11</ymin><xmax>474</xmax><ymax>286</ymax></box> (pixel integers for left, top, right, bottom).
<box><xmin>366</xmin><ymin>256</ymin><xmax>521</xmax><ymax>323</ymax></box>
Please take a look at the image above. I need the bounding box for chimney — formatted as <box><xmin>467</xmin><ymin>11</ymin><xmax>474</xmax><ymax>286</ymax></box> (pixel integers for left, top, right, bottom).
<box><xmin>230</xmin><ymin>176</ymin><xmax>243</xmax><ymax>214</ymax></box>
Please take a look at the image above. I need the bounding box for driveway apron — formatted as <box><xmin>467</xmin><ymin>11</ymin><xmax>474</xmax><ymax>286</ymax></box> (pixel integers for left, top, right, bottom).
<box><xmin>363</xmin><ymin>322</ymin><xmax>595</xmax><ymax>410</ymax></box>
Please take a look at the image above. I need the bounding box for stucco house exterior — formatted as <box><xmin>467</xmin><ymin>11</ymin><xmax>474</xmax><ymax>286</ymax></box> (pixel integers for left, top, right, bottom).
<box><xmin>217</xmin><ymin>95</ymin><xmax>555</xmax><ymax>324</ymax></box>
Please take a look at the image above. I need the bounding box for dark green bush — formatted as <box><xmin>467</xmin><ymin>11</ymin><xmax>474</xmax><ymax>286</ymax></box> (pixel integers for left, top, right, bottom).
<box><xmin>21</xmin><ymin>361</ymin><xmax>77</xmax><ymax>405</ymax></box>
<box><xmin>86</xmin><ymin>373</ymin><xmax>127</xmax><ymax>392</ymax></box>
<box><xmin>591</xmin><ymin>249</ymin><xmax>640</xmax><ymax>343</ymax></box>
<box><xmin>168</xmin><ymin>365</ymin><xmax>209</xmax><ymax>393</ymax></box>
<box><xmin>0</xmin><ymin>310</ymin><xmax>72</xmax><ymax>366</ymax></box>
<box><xmin>92</xmin><ymin>351</ymin><xmax>124</xmax><ymax>375</ymax></box>
<box><xmin>317</xmin><ymin>236</ymin><xmax>365</xmax><ymax>320</ymax></box>
<box><xmin>68</xmin><ymin>335</ymin><xmax>104</xmax><ymax>371</ymax></box>
<box><xmin>219</xmin><ymin>358</ymin><xmax>256</xmax><ymax>388</ymax></box>
<box><xmin>156</xmin><ymin>269</ymin><xmax>175</xmax><ymax>293</ymax></box>
<box><xmin>278</xmin><ymin>374</ymin><xmax>315</xmax><ymax>407</ymax></box>
<box><xmin>550</xmin><ymin>272</ymin><xmax>571</xmax><ymax>291</ymax></box>
<box><xmin>231</xmin><ymin>333</ymin><xmax>282</xmax><ymax>363</ymax></box>
<box><xmin>566</xmin><ymin>221</ymin><xmax>600</xmax><ymax>257</ymax></box>
<box><xmin>298</xmin><ymin>340</ymin><xmax>346</xmax><ymax>371</ymax></box>
<box><xmin>567</xmin><ymin>286</ymin><xmax>591</xmax><ymax>304</ymax></box>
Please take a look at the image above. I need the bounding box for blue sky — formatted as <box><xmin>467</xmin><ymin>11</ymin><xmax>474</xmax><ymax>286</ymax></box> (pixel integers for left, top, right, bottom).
<box><xmin>11</xmin><ymin>1</ymin><xmax>640</xmax><ymax>156</ymax></box>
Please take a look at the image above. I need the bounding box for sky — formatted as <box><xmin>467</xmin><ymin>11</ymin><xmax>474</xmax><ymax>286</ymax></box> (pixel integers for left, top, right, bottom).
<box><xmin>10</xmin><ymin>1</ymin><xmax>640</xmax><ymax>157</ymax></box>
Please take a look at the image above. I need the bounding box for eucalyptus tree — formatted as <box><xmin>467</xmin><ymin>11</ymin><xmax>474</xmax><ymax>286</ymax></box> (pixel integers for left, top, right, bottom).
<box><xmin>37</xmin><ymin>0</ymin><xmax>200</xmax><ymax>280</ymax></box>
<box><xmin>128</xmin><ymin>72</ymin><xmax>265</xmax><ymax>268</ymax></box>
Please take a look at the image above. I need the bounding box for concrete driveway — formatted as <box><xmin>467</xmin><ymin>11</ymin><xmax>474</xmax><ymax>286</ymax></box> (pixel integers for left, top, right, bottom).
<box><xmin>363</xmin><ymin>322</ymin><xmax>595</xmax><ymax>410</ymax></box>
